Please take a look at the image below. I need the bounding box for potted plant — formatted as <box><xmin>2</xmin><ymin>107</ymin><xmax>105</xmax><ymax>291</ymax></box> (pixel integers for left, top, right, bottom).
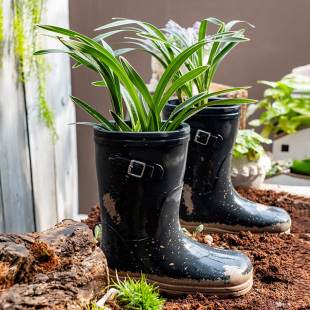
<box><xmin>231</xmin><ymin>129</ymin><xmax>272</xmax><ymax>188</ymax></box>
<box><xmin>96</xmin><ymin>18</ymin><xmax>291</xmax><ymax>235</ymax></box>
<box><xmin>248</xmin><ymin>78</ymin><xmax>310</xmax><ymax>159</ymax></box>
<box><xmin>34</xmin><ymin>23</ymin><xmax>254</xmax><ymax>297</ymax></box>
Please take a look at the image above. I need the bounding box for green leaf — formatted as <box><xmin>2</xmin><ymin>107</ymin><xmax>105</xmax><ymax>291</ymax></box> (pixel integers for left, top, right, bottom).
<box><xmin>264</xmin><ymin>88</ymin><xmax>285</xmax><ymax>98</ymax></box>
<box><xmin>161</xmin><ymin>87</ymin><xmax>252</xmax><ymax>130</ymax></box>
<box><xmin>37</xmin><ymin>25</ymin><xmax>144</xmax><ymax>125</ymax></box>
<box><xmin>291</xmin><ymin>107</ymin><xmax>310</xmax><ymax>116</ymax></box>
<box><xmin>92</xmin><ymin>81</ymin><xmax>107</xmax><ymax>86</ymax></box>
<box><xmin>272</xmin><ymin>101</ymin><xmax>289</xmax><ymax>115</ymax></box>
<box><xmin>158</xmin><ymin>65</ymin><xmax>210</xmax><ymax>113</ymax></box>
<box><xmin>203</xmin><ymin>17</ymin><xmax>223</xmax><ymax>26</ymax></box>
<box><xmin>110</xmin><ymin>111</ymin><xmax>133</xmax><ymax>132</ymax></box>
<box><xmin>153</xmin><ymin>40</ymin><xmax>211</xmax><ymax>104</ymax></box>
<box><xmin>92</xmin><ymin>29</ymin><xmax>125</xmax><ymax>42</ymax></box>
<box><xmin>258</xmin><ymin>80</ymin><xmax>278</xmax><ymax>88</ymax></box>
<box><xmin>278</xmin><ymin>115</ymin><xmax>301</xmax><ymax>134</ymax></box>
<box><xmin>119</xmin><ymin>57</ymin><xmax>159</xmax><ymax>130</ymax></box>
<box><xmin>70</xmin><ymin>96</ymin><xmax>117</xmax><ymax>131</ymax></box>
<box><xmin>33</xmin><ymin>48</ymin><xmax>70</xmax><ymax>55</ymax></box>
<box><xmin>291</xmin><ymin>115</ymin><xmax>310</xmax><ymax>127</ymax></box>
<box><xmin>137</xmin><ymin>32</ymin><xmax>167</xmax><ymax>42</ymax></box>
<box><xmin>235</xmin><ymin>144</ymin><xmax>249</xmax><ymax>154</ymax></box>
<box><xmin>69</xmin><ymin>122</ymin><xmax>106</xmax><ymax>128</ymax></box>
<box><xmin>194</xmin><ymin>224</ymin><xmax>204</xmax><ymax>236</ymax></box>
<box><xmin>215</xmin><ymin>37</ymin><xmax>249</xmax><ymax>42</ymax></box>
<box><xmin>114</xmin><ymin>48</ymin><xmax>136</xmax><ymax>57</ymax></box>
<box><xmin>197</xmin><ymin>20</ymin><xmax>208</xmax><ymax>65</ymax></box>
<box><xmin>59</xmin><ymin>37</ymin><xmax>146</xmax><ymax>130</ymax></box>
<box><xmin>120</xmin><ymin>85</ymin><xmax>140</xmax><ymax>131</ymax></box>
<box><xmin>168</xmin><ymin>97</ymin><xmax>256</xmax><ymax>131</ymax></box>
<box><xmin>94</xmin><ymin>224</ymin><xmax>102</xmax><ymax>244</ymax></box>
<box><xmin>225</xmin><ymin>20</ymin><xmax>255</xmax><ymax>31</ymax></box>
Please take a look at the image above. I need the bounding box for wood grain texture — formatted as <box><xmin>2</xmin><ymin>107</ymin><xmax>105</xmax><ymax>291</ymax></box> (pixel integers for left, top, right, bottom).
<box><xmin>24</xmin><ymin>65</ymin><xmax>58</xmax><ymax>232</ymax></box>
<box><xmin>44</xmin><ymin>0</ymin><xmax>78</xmax><ymax>223</ymax></box>
<box><xmin>0</xmin><ymin>0</ymin><xmax>78</xmax><ymax>233</ymax></box>
<box><xmin>0</xmin><ymin>220</ymin><xmax>109</xmax><ymax>309</ymax></box>
<box><xmin>0</xmin><ymin>1</ymin><xmax>35</xmax><ymax>233</ymax></box>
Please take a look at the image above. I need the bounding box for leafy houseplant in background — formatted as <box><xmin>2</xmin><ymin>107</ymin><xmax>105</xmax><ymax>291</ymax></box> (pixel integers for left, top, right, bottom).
<box><xmin>97</xmin><ymin>18</ymin><xmax>291</xmax><ymax>235</ymax></box>
<box><xmin>231</xmin><ymin>129</ymin><xmax>272</xmax><ymax>188</ymax></box>
<box><xmin>35</xmin><ymin>22</ymin><xmax>254</xmax><ymax>297</ymax></box>
<box><xmin>248</xmin><ymin>78</ymin><xmax>310</xmax><ymax>177</ymax></box>
<box><xmin>248</xmin><ymin>79</ymin><xmax>310</xmax><ymax>138</ymax></box>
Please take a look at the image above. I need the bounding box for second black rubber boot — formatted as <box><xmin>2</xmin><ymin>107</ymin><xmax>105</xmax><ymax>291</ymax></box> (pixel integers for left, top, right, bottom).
<box><xmin>163</xmin><ymin>99</ymin><xmax>291</xmax><ymax>234</ymax></box>
<box><xmin>94</xmin><ymin>123</ymin><xmax>253</xmax><ymax>297</ymax></box>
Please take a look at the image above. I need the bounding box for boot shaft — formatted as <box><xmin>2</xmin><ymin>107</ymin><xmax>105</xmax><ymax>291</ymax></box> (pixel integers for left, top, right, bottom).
<box><xmin>94</xmin><ymin>124</ymin><xmax>190</xmax><ymax>240</ymax></box>
<box><xmin>163</xmin><ymin>99</ymin><xmax>241</xmax><ymax>194</ymax></box>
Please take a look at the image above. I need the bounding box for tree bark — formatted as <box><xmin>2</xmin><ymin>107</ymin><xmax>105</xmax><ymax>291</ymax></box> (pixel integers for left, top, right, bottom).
<box><xmin>0</xmin><ymin>220</ymin><xmax>109</xmax><ymax>309</ymax></box>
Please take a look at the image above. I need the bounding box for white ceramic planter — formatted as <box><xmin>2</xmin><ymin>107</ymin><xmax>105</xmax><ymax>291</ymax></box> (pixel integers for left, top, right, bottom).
<box><xmin>231</xmin><ymin>154</ymin><xmax>271</xmax><ymax>189</ymax></box>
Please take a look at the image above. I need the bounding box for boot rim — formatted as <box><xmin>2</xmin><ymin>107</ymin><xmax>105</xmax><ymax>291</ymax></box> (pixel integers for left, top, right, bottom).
<box><xmin>167</xmin><ymin>97</ymin><xmax>242</xmax><ymax>117</ymax></box>
<box><xmin>94</xmin><ymin>121</ymin><xmax>190</xmax><ymax>143</ymax></box>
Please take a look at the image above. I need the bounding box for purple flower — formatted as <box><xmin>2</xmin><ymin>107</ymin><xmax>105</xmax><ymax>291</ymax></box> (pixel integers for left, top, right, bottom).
<box><xmin>193</xmin><ymin>21</ymin><xmax>201</xmax><ymax>31</ymax></box>
<box><xmin>163</xmin><ymin>20</ymin><xmax>213</xmax><ymax>53</ymax></box>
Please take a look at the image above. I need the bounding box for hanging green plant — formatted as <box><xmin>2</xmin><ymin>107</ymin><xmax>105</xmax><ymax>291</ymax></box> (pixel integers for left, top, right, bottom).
<box><xmin>0</xmin><ymin>0</ymin><xmax>3</xmax><ymax>65</ymax></box>
<box><xmin>0</xmin><ymin>0</ymin><xmax>57</xmax><ymax>142</ymax></box>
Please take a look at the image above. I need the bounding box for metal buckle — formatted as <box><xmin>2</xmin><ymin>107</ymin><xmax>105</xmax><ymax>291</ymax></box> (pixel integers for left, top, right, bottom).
<box><xmin>194</xmin><ymin>129</ymin><xmax>211</xmax><ymax>146</ymax></box>
<box><xmin>128</xmin><ymin>160</ymin><xmax>146</xmax><ymax>178</ymax></box>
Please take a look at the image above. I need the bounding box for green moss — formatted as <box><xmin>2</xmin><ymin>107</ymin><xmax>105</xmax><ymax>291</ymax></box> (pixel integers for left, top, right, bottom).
<box><xmin>0</xmin><ymin>0</ymin><xmax>58</xmax><ymax>142</ymax></box>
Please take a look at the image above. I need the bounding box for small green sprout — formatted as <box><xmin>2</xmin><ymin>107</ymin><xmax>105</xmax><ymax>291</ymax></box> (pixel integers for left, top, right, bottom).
<box><xmin>111</xmin><ymin>272</ymin><xmax>165</xmax><ymax>310</ymax></box>
<box><xmin>182</xmin><ymin>224</ymin><xmax>204</xmax><ymax>238</ymax></box>
<box><xmin>41</xmin><ymin>244</ymin><xmax>61</xmax><ymax>257</ymax></box>
<box><xmin>94</xmin><ymin>224</ymin><xmax>102</xmax><ymax>244</ymax></box>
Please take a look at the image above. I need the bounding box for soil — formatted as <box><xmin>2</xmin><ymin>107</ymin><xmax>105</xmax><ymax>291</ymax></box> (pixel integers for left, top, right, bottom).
<box><xmin>84</xmin><ymin>189</ymin><xmax>310</xmax><ymax>310</ymax></box>
<box><xmin>30</xmin><ymin>242</ymin><xmax>60</xmax><ymax>274</ymax></box>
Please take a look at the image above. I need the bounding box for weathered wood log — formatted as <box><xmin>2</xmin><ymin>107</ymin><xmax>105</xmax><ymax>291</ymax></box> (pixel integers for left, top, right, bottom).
<box><xmin>0</xmin><ymin>220</ymin><xmax>109</xmax><ymax>309</ymax></box>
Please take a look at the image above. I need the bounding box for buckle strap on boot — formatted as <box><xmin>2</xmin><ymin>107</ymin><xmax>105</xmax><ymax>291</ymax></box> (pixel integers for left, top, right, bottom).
<box><xmin>109</xmin><ymin>154</ymin><xmax>164</xmax><ymax>180</ymax></box>
<box><xmin>193</xmin><ymin>129</ymin><xmax>223</xmax><ymax>148</ymax></box>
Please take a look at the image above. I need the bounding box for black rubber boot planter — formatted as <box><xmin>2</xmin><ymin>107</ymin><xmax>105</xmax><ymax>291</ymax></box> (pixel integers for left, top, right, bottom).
<box><xmin>163</xmin><ymin>99</ymin><xmax>291</xmax><ymax>234</ymax></box>
<box><xmin>94</xmin><ymin>124</ymin><xmax>253</xmax><ymax>297</ymax></box>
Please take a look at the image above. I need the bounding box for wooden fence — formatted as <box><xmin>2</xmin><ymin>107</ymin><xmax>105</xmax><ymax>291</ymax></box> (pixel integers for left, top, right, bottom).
<box><xmin>0</xmin><ymin>0</ymin><xmax>78</xmax><ymax>233</ymax></box>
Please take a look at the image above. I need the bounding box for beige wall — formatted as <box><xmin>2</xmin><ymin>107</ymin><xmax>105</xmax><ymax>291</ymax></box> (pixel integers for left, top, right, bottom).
<box><xmin>69</xmin><ymin>0</ymin><xmax>310</xmax><ymax>214</ymax></box>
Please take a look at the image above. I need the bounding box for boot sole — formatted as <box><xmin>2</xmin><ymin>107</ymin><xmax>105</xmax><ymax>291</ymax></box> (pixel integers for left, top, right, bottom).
<box><xmin>109</xmin><ymin>269</ymin><xmax>253</xmax><ymax>297</ymax></box>
<box><xmin>180</xmin><ymin>219</ymin><xmax>291</xmax><ymax>235</ymax></box>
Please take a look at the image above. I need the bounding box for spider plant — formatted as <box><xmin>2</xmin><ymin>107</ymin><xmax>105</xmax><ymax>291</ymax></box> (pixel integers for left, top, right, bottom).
<box><xmin>95</xmin><ymin>17</ymin><xmax>254</xmax><ymax>106</ymax></box>
<box><xmin>34</xmin><ymin>24</ymin><xmax>255</xmax><ymax>132</ymax></box>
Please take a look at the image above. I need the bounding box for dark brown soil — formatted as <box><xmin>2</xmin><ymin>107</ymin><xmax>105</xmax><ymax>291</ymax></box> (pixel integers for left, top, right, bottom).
<box><xmin>30</xmin><ymin>242</ymin><xmax>60</xmax><ymax>273</ymax></box>
<box><xmin>84</xmin><ymin>189</ymin><xmax>310</xmax><ymax>310</ymax></box>
<box><xmin>166</xmin><ymin>232</ymin><xmax>310</xmax><ymax>309</ymax></box>
<box><xmin>82</xmin><ymin>205</ymin><xmax>101</xmax><ymax>231</ymax></box>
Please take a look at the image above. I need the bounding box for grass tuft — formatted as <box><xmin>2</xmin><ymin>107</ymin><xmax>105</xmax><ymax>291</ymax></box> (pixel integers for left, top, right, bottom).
<box><xmin>112</xmin><ymin>273</ymin><xmax>165</xmax><ymax>310</ymax></box>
